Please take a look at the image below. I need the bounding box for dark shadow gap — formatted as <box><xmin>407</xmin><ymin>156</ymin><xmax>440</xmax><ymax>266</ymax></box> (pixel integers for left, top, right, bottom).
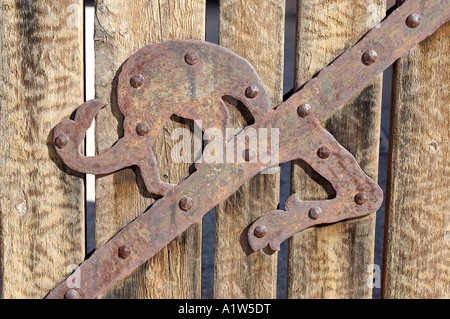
<box><xmin>372</xmin><ymin>64</ymin><xmax>393</xmax><ymax>299</ymax></box>
<box><xmin>291</xmin><ymin>159</ymin><xmax>337</xmax><ymax>200</ymax></box>
<box><xmin>85</xmin><ymin>0</ymin><xmax>96</xmax><ymax>255</ymax></box>
<box><xmin>201</xmin><ymin>0</ymin><xmax>219</xmax><ymax>299</ymax></box>
<box><xmin>276</xmin><ymin>162</ymin><xmax>292</xmax><ymax>299</ymax></box>
<box><xmin>201</xmin><ymin>208</ymin><xmax>215</xmax><ymax>299</ymax></box>
<box><xmin>276</xmin><ymin>0</ymin><xmax>297</xmax><ymax>299</ymax></box>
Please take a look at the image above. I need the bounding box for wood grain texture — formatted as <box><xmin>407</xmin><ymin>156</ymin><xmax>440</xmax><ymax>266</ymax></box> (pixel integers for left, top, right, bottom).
<box><xmin>382</xmin><ymin>22</ymin><xmax>449</xmax><ymax>299</ymax></box>
<box><xmin>288</xmin><ymin>0</ymin><xmax>385</xmax><ymax>298</ymax></box>
<box><xmin>0</xmin><ymin>0</ymin><xmax>85</xmax><ymax>298</ymax></box>
<box><xmin>214</xmin><ymin>0</ymin><xmax>285</xmax><ymax>298</ymax></box>
<box><xmin>94</xmin><ymin>0</ymin><xmax>205</xmax><ymax>298</ymax></box>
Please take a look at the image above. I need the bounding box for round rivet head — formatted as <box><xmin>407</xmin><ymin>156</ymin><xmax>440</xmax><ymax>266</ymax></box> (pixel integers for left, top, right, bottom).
<box><xmin>245</xmin><ymin>86</ymin><xmax>259</xmax><ymax>99</ymax></box>
<box><xmin>130</xmin><ymin>74</ymin><xmax>144</xmax><ymax>88</ymax></box>
<box><xmin>185</xmin><ymin>51</ymin><xmax>199</xmax><ymax>65</ymax></box>
<box><xmin>309</xmin><ymin>207</ymin><xmax>322</xmax><ymax>220</ymax></box>
<box><xmin>355</xmin><ymin>192</ymin><xmax>369</xmax><ymax>205</ymax></box>
<box><xmin>136</xmin><ymin>122</ymin><xmax>150</xmax><ymax>136</ymax></box>
<box><xmin>406</xmin><ymin>14</ymin><xmax>421</xmax><ymax>28</ymax></box>
<box><xmin>179</xmin><ymin>197</ymin><xmax>194</xmax><ymax>211</ymax></box>
<box><xmin>64</xmin><ymin>289</ymin><xmax>80</xmax><ymax>299</ymax></box>
<box><xmin>297</xmin><ymin>103</ymin><xmax>312</xmax><ymax>118</ymax></box>
<box><xmin>254</xmin><ymin>225</ymin><xmax>268</xmax><ymax>238</ymax></box>
<box><xmin>317</xmin><ymin>146</ymin><xmax>331</xmax><ymax>159</ymax></box>
<box><xmin>118</xmin><ymin>245</ymin><xmax>131</xmax><ymax>259</ymax></box>
<box><xmin>243</xmin><ymin>148</ymin><xmax>257</xmax><ymax>162</ymax></box>
<box><xmin>362</xmin><ymin>50</ymin><xmax>378</xmax><ymax>65</ymax></box>
<box><xmin>55</xmin><ymin>134</ymin><xmax>68</xmax><ymax>149</ymax></box>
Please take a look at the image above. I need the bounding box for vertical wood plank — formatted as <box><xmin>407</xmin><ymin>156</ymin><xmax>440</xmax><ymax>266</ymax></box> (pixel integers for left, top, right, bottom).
<box><xmin>94</xmin><ymin>0</ymin><xmax>205</xmax><ymax>298</ymax></box>
<box><xmin>214</xmin><ymin>0</ymin><xmax>285</xmax><ymax>298</ymax></box>
<box><xmin>382</xmin><ymin>22</ymin><xmax>449</xmax><ymax>299</ymax></box>
<box><xmin>0</xmin><ymin>0</ymin><xmax>85</xmax><ymax>298</ymax></box>
<box><xmin>288</xmin><ymin>0</ymin><xmax>385</xmax><ymax>298</ymax></box>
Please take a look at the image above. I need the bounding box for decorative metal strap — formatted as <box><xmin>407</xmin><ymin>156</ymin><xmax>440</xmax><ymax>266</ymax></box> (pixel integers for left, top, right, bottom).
<box><xmin>46</xmin><ymin>0</ymin><xmax>449</xmax><ymax>299</ymax></box>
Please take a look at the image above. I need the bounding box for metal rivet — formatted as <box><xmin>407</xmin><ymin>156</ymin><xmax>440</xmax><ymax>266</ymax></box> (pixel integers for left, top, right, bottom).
<box><xmin>317</xmin><ymin>146</ymin><xmax>331</xmax><ymax>159</ymax></box>
<box><xmin>297</xmin><ymin>103</ymin><xmax>312</xmax><ymax>118</ymax></box>
<box><xmin>130</xmin><ymin>74</ymin><xmax>144</xmax><ymax>88</ymax></box>
<box><xmin>136</xmin><ymin>122</ymin><xmax>150</xmax><ymax>136</ymax></box>
<box><xmin>309</xmin><ymin>207</ymin><xmax>322</xmax><ymax>220</ymax></box>
<box><xmin>355</xmin><ymin>192</ymin><xmax>369</xmax><ymax>205</ymax></box>
<box><xmin>362</xmin><ymin>50</ymin><xmax>378</xmax><ymax>65</ymax></box>
<box><xmin>64</xmin><ymin>289</ymin><xmax>80</xmax><ymax>299</ymax></box>
<box><xmin>185</xmin><ymin>51</ymin><xmax>199</xmax><ymax>65</ymax></box>
<box><xmin>243</xmin><ymin>148</ymin><xmax>257</xmax><ymax>162</ymax></box>
<box><xmin>245</xmin><ymin>86</ymin><xmax>259</xmax><ymax>99</ymax></box>
<box><xmin>55</xmin><ymin>134</ymin><xmax>68</xmax><ymax>149</ymax></box>
<box><xmin>179</xmin><ymin>197</ymin><xmax>193</xmax><ymax>211</ymax></box>
<box><xmin>118</xmin><ymin>245</ymin><xmax>131</xmax><ymax>259</ymax></box>
<box><xmin>254</xmin><ymin>225</ymin><xmax>268</xmax><ymax>238</ymax></box>
<box><xmin>406</xmin><ymin>14</ymin><xmax>421</xmax><ymax>28</ymax></box>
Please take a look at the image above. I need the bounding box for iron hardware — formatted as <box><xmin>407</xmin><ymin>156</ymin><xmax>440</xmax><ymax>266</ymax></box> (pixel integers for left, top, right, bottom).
<box><xmin>46</xmin><ymin>0</ymin><xmax>450</xmax><ymax>299</ymax></box>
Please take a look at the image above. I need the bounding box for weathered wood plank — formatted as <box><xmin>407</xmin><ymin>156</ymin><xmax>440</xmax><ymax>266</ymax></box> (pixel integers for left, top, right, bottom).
<box><xmin>382</xmin><ymin>21</ymin><xmax>449</xmax><ymax>299</ymax></box>
<box><xmin>214</xmin><ymin>0</ymin><xmax>285</xmax><ymax>298</ymax></box>
<box><xmin>288</xmin><ymin>0</ymin><xmax>385</xmax><ymax>298</ymax></box>
<box><xmin>0</xmin><ymin>0</ymin><xmax>85</xmax><ymax>298</ymax></box>
<box><xmin>94</xmin><ymin>0</ymin><xmax>205</xmax><ymax>298</ymax></box>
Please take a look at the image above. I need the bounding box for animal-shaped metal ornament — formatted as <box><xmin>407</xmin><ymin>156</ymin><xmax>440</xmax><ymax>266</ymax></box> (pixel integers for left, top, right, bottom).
<box><xmin>47</xmin><ymin>0</ymin><xmax>449</xmax><ymax>299</ymax></box>
<box><xmin>54</xmin><ymin>40</ymin><xmax>272</xmax><ymax>196</ymax></box>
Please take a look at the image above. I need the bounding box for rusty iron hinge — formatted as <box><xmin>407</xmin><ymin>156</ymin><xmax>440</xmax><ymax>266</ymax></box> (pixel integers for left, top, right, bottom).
<box><xmin>46</xmin><ymin>0</ymin><xmax>449</xmax><ymax>299</ymax></box>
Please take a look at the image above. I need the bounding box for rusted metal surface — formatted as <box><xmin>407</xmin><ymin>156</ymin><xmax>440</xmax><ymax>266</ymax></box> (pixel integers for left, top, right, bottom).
<box><xmin>247</xmin><ymin>121</ymin><xmax>383</xmax><ymax>251</ymax></box>
<box><xmin>47</xmin><ymin>0</ymin><xmax>449</xmax><ymax>299</ymax></box>
<box><xmin>249</xmin><ymin>0</ymin><xmax>450</xmax><ymax>251</ymax></box>
<box><xmin>179</xmin><ymin>197</ymin><xmax>194</xmax><ymax>212</ymax></box>
<box><xmin>118</xmin><ymin>245</ymin><xmax>131</xmax><ymax>259</ymax></box>
<box><xmin>296</xmin><ymin>103</ymin><xmax>312</xmax><ymax>118</ymax></box>
<box><xmin>362</xmin><ymin>50</ymin><xmax>378</xmax><ymax>65</ymax></box>
<box><xmin>278</xmin><ymin>0</ymin><xmax>450</xmax><ymax>122</ymax></box>
<box><xmin>406</xmin><ymin>13</ymin><xmax>422</xmax><ymax>28</ymax></box>
<box><xmin>53</xmin><ymin>40</ymin><xmax>272</xmax><ymax>196</ymax></box>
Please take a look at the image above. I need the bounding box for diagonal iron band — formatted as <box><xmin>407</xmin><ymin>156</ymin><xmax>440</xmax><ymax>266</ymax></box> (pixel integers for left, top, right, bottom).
<box><xmin>46</xmin><ymin>0</ymin><xmax>449</xmax><ymax>299</ymax></box>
